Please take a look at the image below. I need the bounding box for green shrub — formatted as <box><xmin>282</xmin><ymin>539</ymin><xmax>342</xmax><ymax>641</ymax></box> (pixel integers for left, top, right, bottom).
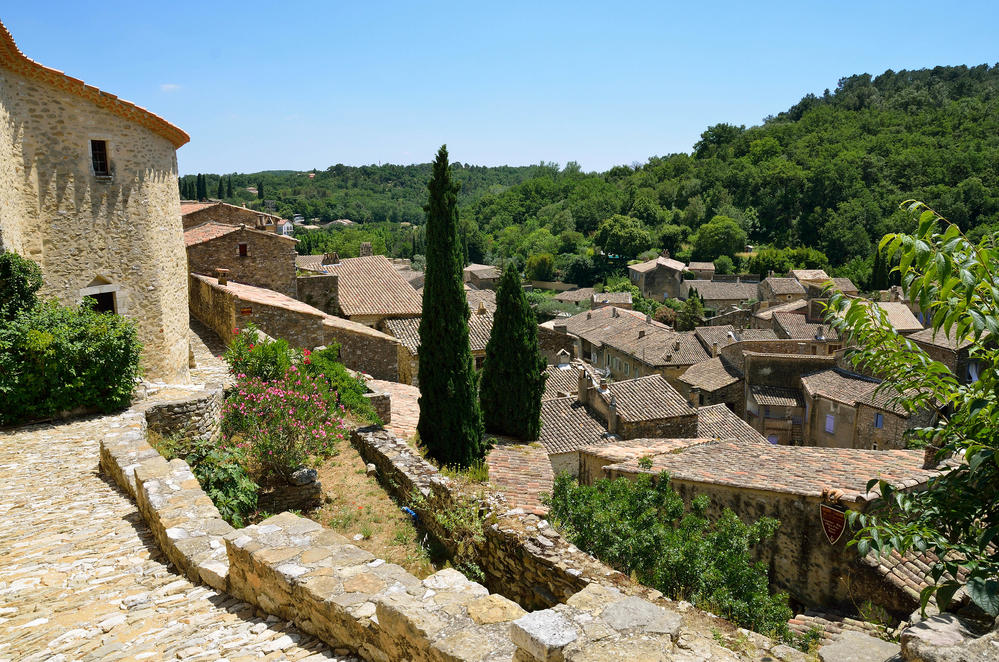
<box><xmin>223</xmin><ymin>324</ymin><xmax>293</xmax><ymax>381</ymax></box>
<box><xmin>186</xmin><ymin>439</ymin><xmax>258</xmax><ymax>528</ymax></box>
<box><xmin>0</xmin><ymin>299</ymin><xmax>141</xmax><ymax>425</ymax></box>
<box><xmin>300</xmin><ymin>345</ymin><xmax>380</xmax><ymax>424</ymax></box>
<box><xmin>546</xmin><ymin>472</ymin><xmax>792</xmax><ymax>640</ymax></box>
<box><xmin>0</xmin><ymin>251</ymin><xmax>42</xmax><ymax>322</ymax></box>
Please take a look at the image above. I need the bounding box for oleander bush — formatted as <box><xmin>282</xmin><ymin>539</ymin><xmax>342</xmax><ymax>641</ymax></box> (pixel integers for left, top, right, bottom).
<box><xmin>0</xmin><ymin>297</ymin><xmax>141</xmax><ymax>426</ymax></box>
<box><xmin>222</xmin><ymin>324</ymin><xmax>293</xmax><ymax>381</ymax></box>
<box><xmin>546</xmin><ymin>471</ymin><xmax>792</xmax><ymax>640</ymax></box>
<box><xmin>300</xmin><ymin>344</ymin><xmax>380</xmax><ymax>425</ymax></box>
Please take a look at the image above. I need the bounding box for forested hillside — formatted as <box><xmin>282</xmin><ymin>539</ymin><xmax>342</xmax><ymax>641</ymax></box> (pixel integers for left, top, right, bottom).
<box><xmin>184</xmin><ymin>64</ymin><xmax>999</xmax><ymax>290</ymax></box>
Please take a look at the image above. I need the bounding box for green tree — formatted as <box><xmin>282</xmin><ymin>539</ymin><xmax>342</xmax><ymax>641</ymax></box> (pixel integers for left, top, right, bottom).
<box><xmin>196</xmin><ymin>173</ymin><xmax>207</xmax><ymax>201</ymax></box>
<box><xmin>480</xmin><ymin>264</ymin><xmax>547</xmax><ymax>440</ymax></box>
<box><xmin>657</xmin><ymin>224</ymin><xmax>690</xmax><ymax>257</ymax></box>
<box><xmin>675</xmin><ymin>294</ymin><xmax>704</xmax><ymax>331</ymax></box>
<box><xmin>226</xmin><ymin>175</ymin><xmax>233</xmax><ymax>198</ymax></box>
<box><xmin>525</xmin><ymin>253</ymin><xmax>555</xmax><ymax>281</ymax></box>
<box><xmin>713</xmin><ymin>255</ymin><xmax>735</xmax><ymax>275</ymax></box>
<box><xmin>828</xmin><ymin>201</ymin><xmax>999</xmax><ymax>617</ymax></box>
<box><xmin>594</xmin><ymin>215</ymin><xmax>653</xmax><ymax>259</ymax></box>
<box><xmin>417</xmin><ymin>146</ymin><xmax>485</xmax><ymax>468</ymax></box>
<box><xmin>691</xmin><ymin>215</ymin><xmax>747</xmax><ymax>261</ymax></box>
<box><xmin>216</xmin><ymin>175</ymin><xmax>225</xmax><ymax>199</ymax></box>
<box><xmin>0</xmin><ymin>251</ymin><xmax>42</xmax><ymax>322</ymax></box>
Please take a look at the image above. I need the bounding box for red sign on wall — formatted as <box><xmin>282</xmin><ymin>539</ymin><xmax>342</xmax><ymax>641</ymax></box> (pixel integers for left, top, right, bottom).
<box><xmin>240</xmin><ymin>307</ymin><xmax>252</xmax><ymax>316</ymax></box>
<box><xmin>819</xmin><ymin>504</ymin><xmax>847</xmax><ymax>545</ymax></box>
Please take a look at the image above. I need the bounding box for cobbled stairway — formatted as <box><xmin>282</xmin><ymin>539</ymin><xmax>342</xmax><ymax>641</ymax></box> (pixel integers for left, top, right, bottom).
<box><xmin>0</xmin><ymin>415</ymin><xmax>358</xmax><ymax>662</ymax></box>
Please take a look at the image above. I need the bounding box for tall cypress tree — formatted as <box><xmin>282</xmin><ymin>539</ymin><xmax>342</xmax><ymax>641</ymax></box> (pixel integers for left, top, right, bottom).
<box><xmin>257</xmin><ymin>181</ymin><xmax>264</xmax><ymax>199</ymax></box>
<box><xmin>196</xmin><ymin>173</ymin><xmax>207</xmax><ymax>201</ymax></box>
<box><xmin>226</xmin><ymin>175</ymin><xmax>233</xmax><ymax>198</ymax></box>
<box><xmin>480</xmin><ymin>264</ymin><xmax>547</xmax><ymax>439</ymax></box>
<box><xmin>417</xmin><ymin>145</ymin><xmax>484</xmax><ymax>467</ymax></box>
<box><xmin>216</xmin><ymin>175</ymin><xmax>225</xmax><ymax>199</ymax></box>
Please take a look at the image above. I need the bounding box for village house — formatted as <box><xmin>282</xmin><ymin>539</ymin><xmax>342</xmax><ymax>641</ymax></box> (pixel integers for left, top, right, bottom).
<box><xmin>681</xmin><ymin>279</ymin><xmax>758</xmax><ymax>312</ymax></box>
<box><xmin>757</xmin><ymin>276</ymin><xmax>806</xmax><ymax>304</ymax></box>
<box><xmin>298</xmin><ymin>253</ymin><xmax>422</xmax><ymax>327</ymax></box>
<box><xmin>751</xmin><ymin>298</ymin><xmax>808</xmax><ymax>329</ymax></box>
<box><xmin>595</xmin><ymin>440</ymin><xmax>940</xmax><ymax>619</ymax></box>
<box><xmin>181</xmin><ymin>200</ymin><xmax>286</xmax><ymax>233</ymax></box>
<box><xmin>0</xmin><ymin>22</ymin><xmax>190</xmax><ymax>382</ymax></box>
<box><xmin>552</xmin><ymin>287</ymin><xmax>595</xmax><ymax>308</ymax></box>
<box><xmin>685</xmin><ymin>261</ymin><xmax>716</xmax><ymax>280</ymax></box>
<box><xmin>463</xmin><ymin>263</ymin><xmax>501</xmax><ymax>289</ymax></box>
<box><xmin>771</xmin><ymin>311</ymin><xmax>842</xmax><ymax>353</ymax></box>
<box><xmin>788</xmin><ymin>268</ymin><xmax>831</xmax><ymax>287</ymax></box>
<box><xmin>804</xmin><ymin>277</ymin><xmax>859</xmax><ymax>299</ymax></box>
<box><xmin>551</xmin><ymin>306</ymin><xmax>709</xmax><ymax>388</ymax></box>
<box><xmin>184</xmin><ymin>222</ymin><xmax>299</xmax><ymax>297</ymax></box>
<box><xmin>677</xmin><ymin>356</ymin><xmax>744</xmax><ymax>415</ymax></box>
<box><xmin>538</xmin><ymin>396</ymin><xmax>615</xmax><ymax>475</ymax></box>
<box><xmin>907</xmin><ymin>326</ymin><xmax>981</xmax><ymax>384</ymax></box>
<box><xmin>576</xmin><ymin>373</ymin><xmax>699</xmax><ymax>440</ymax></box>
<box><xmin>627</xmin><ymin>252</ymin><xmax>687</xmax><ymax>300</ymax></box>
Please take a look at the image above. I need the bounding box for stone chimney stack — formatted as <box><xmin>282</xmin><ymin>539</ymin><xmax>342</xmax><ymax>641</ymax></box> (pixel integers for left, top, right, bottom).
<box><xmin>322</xmin><ymin>252</ymin><xmax>340</xmax><ymax>266</ymax></box>
<box><xmin>476</xmin><ymin>301</ymin><xmax>487</xmax><ymax>315</ymax></box>
<box><xmin>359</xmin><ymin>242</ymin><xmax>373</xmax><ymax>257</ymax></box>
<box><xmin>712</xmin><ymin>341</ymin><xmax>719</xmax><ymax>357</ymax></box>
<box><xmin>608</xmin><ymin>395</ymin><xmax>619</xmax><ymax>435</ymax></box>
<box><xmin>638</xmin><ymin>329</ymin><xmax>646</xmax><ymax>339</ymax></box>
<box><xmin>576</xmin><ymin>370</ymin><xmax>590</xmax><ymax>406</ymax></box>
<box><xmin>688</xmin><ymin>387</ymin><xmax>701</xmax><ymax>408</ymax></box>
<box><xmin>612</xmin><ymin>308</ymin><xmax>619</xmax><ymax>318</ymax></box>
<box><xmin>216</xmin><ymin>268</ymin><xmax>230</xmax><ymax>286</ymax></box>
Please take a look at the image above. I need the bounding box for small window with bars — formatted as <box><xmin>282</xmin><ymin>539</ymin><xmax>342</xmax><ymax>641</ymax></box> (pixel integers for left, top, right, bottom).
<box><xmin>91</xmin><ymin>140</ymin><xmax>110</xmax><ymax>177</ymax></box>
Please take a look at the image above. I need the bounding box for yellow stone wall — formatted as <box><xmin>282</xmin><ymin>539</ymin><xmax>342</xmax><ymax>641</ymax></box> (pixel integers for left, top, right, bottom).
<box><xmin>0</xmin><ymin>66</ymin><xmax>189</xmax><ymax>383</ymax></box>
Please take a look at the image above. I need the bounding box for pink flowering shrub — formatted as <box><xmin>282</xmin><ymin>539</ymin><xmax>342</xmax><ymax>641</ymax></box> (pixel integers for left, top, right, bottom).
<box><xmin>221</xmin><ymin>365</ymin><xmax>348</xmax><ymax>483</ymax></box>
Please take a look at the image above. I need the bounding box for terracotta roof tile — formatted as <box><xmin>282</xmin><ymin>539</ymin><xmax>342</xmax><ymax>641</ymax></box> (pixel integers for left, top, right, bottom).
<box><xmin>190</xmin><ymin>273</ymin><xmax>325</xmax><ymax>318</ymax></box>
<box><xmin>581</xmin><ymin>438</ymin><xmax>715</xmax><ymax>467</ymax></box>
<box><xmin>773</xmin><ymin>311</ymin><xmax>840</xmax><ymax>340</ymax></box>
<box><xmin>679</xmin><ymin>357</ymin><xmax>742</xmax><ymax>392</ymax></box>
<box><xmin>383</xmin><ymin>312</ymin><xmax>493</xmax><ymax>356</ymax></box>
<box><xmin>751</xmin><ymin>385</ymin><xmax>805</xmax><ymax>408</ymax></box>
<box><xmin>800</xmin><ymin>369</ymin><xmax>880</xmax><ymax>407</ymax></box>
<box><xmin>464</xmin><ymin>263</ymin><xmax>501</xmax><ymax>279</ymax></box>
<box><xmin>593</xmin><ymin>291</ymin><xmax>632</xmax><ymax>305</ymax></box>
<box><xmin>687</xmin><ymin>261</ymin><xmax>715</xmax><ymax>271</ymax></box>
<box><xmin>602</xmin><ymin>375</ymin><xmax>696</xmax><ymax>422</ymax></box>
<box><xmin>760</xmin><ymin>277</ymin><xmax>806</xmax><ymax>297</ymax></box>
<box><xmin>544</xmin><ymin>363</ymin><xmax>584</xmax><ymax>400</ymax></box>
<box><xmin>562</xmin><ymin>307</ymin><xmax>709</xmax><ymax>368</ymax></box>
<box><xmin>316</xmin><ymin>255</ymin><xmax>423</xmax><ymax>318</ymax></box>
<box><xmin>875</xmin><ymin>302</ymin><xmax>924</xmax><ymax>333</ymax></box>
<box><xmin>553</xmin><ymin>287</ymin><xmax>595</xmax><ymax>303</ymax></box>
<box><xmin>684</xmin><ymin>280</ymin><xmax>758</xmax><ymax>303</ymax></box>
<box><xmin>608</xmin><ymin>440</ymin><xmax>935</xmax><ymax>500</ymax></box>
<box><xmin>696</xmin><ymin>404</ymin><xmax>768</xmax><ymax>444</ymax></box>
<box><xmin>694</xmin><ymin>325</ymin><xmax>742</xmax><ymax>352</ymax></box>
<box><xmin>539</xmin><ymin>397</ymin><xmax>612</xmax><ymax>455</ymax></box>
<box><xmin>789</xmin><ymin>269</ymin><xmax>830</xmax><ymax>282</ymax></box>
<box><xmin>629</xmin><ymin>255</ymin><xmax>686</xmax><ymax>273</ymax></box>
<box><xmin>907</xmin><ymin>327</ymin><xmax>974</xmax><ymax>351</ymax></box>
<box><xmin>754</xmin><ymin>299</ymin><xmax>808</xmax><ymax>321</ymax></box>
<box><xmin>183</xmin><ymin>222</ymin><xmax>238</xmax><ymax>247</ymax></box>
<box><xmin>180</xmin><ymin>201</ymin><xmax>215</xmax><ymax>215</ymax></box>
<box><xmin>486</xmin><ymin>441</ymin><xmax>553</xmax><ymax>516</ymax></box>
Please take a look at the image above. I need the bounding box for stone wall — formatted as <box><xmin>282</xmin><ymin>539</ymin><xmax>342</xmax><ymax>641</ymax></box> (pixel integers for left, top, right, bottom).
<box><xmin>537</xmin><ymin>324</ymin><xmax>576</xmax><ymax>365</ymax></box>
<box><xmin>739</xmin><ymin>351</ymin><xmax>838</xmax><ymax>387</ymax></box>
<box><xmin>138</xmin><ymin>387</ymin><xmax>225</xmax><ymax>442</ymax></box>
<box><xmin>296</xmin><ymin>273</ymin><xmax>339</xmax><ymax>315</ymax></box>
<box><xmin>258</xmin><ymin>480</ymin><xmax>322</xmax><ymax>513</ymax></box>
<box><xmin>187</xmin><ymin>226</ymin><xmax>298</xmax><ymax>297</ymax></box>
<box><xmin>0</xmin><ymin>65</ymin><xmax>189</xmax><ymax>382</ymax></box>
<box><xmin>322</xmin><ymin>316</ymin><xmax>401</xmax><ymax>381</ymax></box>
<box><xmin>182</xmin><ymin>202</ymin><xmax>280</xmax><ymax>231</ymax></box>
<box><xmin>720</xmin><ymin>340</ymin><xmax>836</xmax><ymax>375</ymax></box>
<box><xmin>99</xmin><ymin>412</ymin><xmax>782</xmax><ymax>662</ymax></box>
<box><xmin>188</xmin><ymin>273</ymin><xmax>239</xmax><ymax>345</ymax></box>
<box><xmin>805</xmin><ymin>395</ymin><xmax>860</xmax><ymax>448</ymax></box>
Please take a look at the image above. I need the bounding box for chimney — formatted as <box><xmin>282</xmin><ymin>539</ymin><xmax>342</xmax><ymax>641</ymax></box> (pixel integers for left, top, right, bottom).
<box><xmin>712</xmin><ymin>341</ymin><xmax>719</xmax><ymax>357</ymax></box>
<box><xmin>576</xmin><ymin>371</ymin><xmax>590</xmax><ymax>406</ymax></box>
<box><xmin>814</xmin><ymin>325</ymin><xmax>825</xmax><ymax>341</ymax></box>
<box><xmin>216</xmin><ymin>268</ymin><xmax>230</xmax><ymax>286</ymax></box>
<box><xmin>688</xmin><ymin>387</ymin><xmax>701</xmax><ymax>408</ymax></box>
<box><xmin>359</xmin><ymin>241</ymin><xmax>373</xmax><ymax>257</ymax></box>
<box><xmin>599</xmin><ymin>378</ymin><xmax>608</xmax><ymax>390</ymax></box>
<box><xmin>554</xmin><ymin>322</ymin><xmax>568</xmax><ymax>335</ymax></box>
<box><xmin>645</xmin><ymin>314</ymin><xmax>652</xmax><ymax>323</ymax></box>
<box><xmin>923</xmin><ymin>443</ymin><xmax>941</xmax><ymax>469</ymax></box>
<box><xmin>322</xmin><ymin>252</ymin><xmax>340</xmax><ymax>265</ymax></box>
<box><xmin>673</xmin><ymin>339</ymin><xmax>680</xmax><ymax>351</ymax></box>
<box><xmin>476</xmin><ymin>301</ymin><xmax>487</xmax><ymax>315</ymax></box>
<box><xmin>586</xmin><ymin>311</ymin><xmax>592</xmax><ymax>320</ymax></box>
<box><xmin>612</xmin><ymin>308</ymin><xmax>619</xmax><ymax>318</ymax></box>
<box><xmin>608</xmin><ymin>395</ymin><xmax>619</xmax><ymax>435</ymax></box>
<box><xmin>638</xmin><ymin>329</ymin><xmax>646</xmax><ymax>339</ymax></box>
<box><xmin>556</xmin><ymin>349</ymin><xmax>570</xmax><ymax>365</ymax></box>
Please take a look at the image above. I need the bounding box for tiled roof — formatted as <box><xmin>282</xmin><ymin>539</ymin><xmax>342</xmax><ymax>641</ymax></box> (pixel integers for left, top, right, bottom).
<box><xmin>181</xmin><ymin>201</ymin><xmax>284</xmax><ymax>223</ymax></box>
<box><xmin>315</xmin><ymin>255</ymin><xmax>423</xmax><ymax>318</ymax></box>
<box><xmin>829</xmin><ymin>277</ymin><xmax>859</xmax><ymax>294</ymax></box>
<box><xmin>696</xmin><ymin>404</ymin><xmax>768</xmax><ymax>444</ymax></box>
<box><xmin>544</xmin><ymin>364</ymin><xmax>583</xmax><ymax>400</ymax></box>
<box><xmin>684</xmin><ymin>280</ymin><xmax>758</xmax><ymax>303</ymax></box>
<box><xmin>190</xmin><ymin>273</ymin><xmax>326</xmax><ymax>319</ymax></box>
<box><xmin>581</xmin><ymin>438</ymin><xmax>714</xmax><ymax>466</ymax></box>
<box><xmin>875</xmin><ymin>302</ymin><xmax>924</xmax><ymax>333</ymax></box>
<box><xmin>183</xmin><ymin>222</ymin><xmax>238</xmax><ymax>247</ymax></box>
<box><xmin>739</xmin><ymin>328</ymin><xmax>780</xmax><ymax>341</ymax></box>
<box><xmin>855</xmin><ymin>383</ymin><xmax>912</xmax><ymax>416</ymax></box>
<box><xmin>296</xmin><ymin>254</ymin><xmax>327</xmax><ymax>271</ymax></box>
<box><xmin>760</xmin><ymin>277</ymin><xmax>806</xmax><ymax>297</ymax></box>
<box><xmin>0</xmin><ymin>21</ymin><xmax>189</xmax><ymax>148</ymax></box>
<box><xmin>180</xmin><ymin>201</ymin><xmax>215</xmax><ymax>215</ymax></box>
<box><xmin>800</xmin><ymin>369</ymin><xmax>880</xmax><ymax>407</ymax></box>
<box><xmin>773</xmin><ymin>311</ymin><xmax>839</xmax><ymax>340</ymax></box>
<box><xmin>679</xmin><ymin>357</ymin><xmax>742</xmax><ymax>392</ymax></box>
<box><xmin>789</xmin><ymin>269</ymin><xmax>830</xmax><ymax>282</ymax></box>
<box><xmin>562</xmin><ymin>307</ymin><xmax>709</xmax><ymax>368</ymax></box>
<box><xmin>754</xmin><ymin>299</ymin><xmax>808</xmax><ymax>321</ymax></box>
<box><xmin>687</xmin><ymin>262</ymin><xmax>715</xmax><ymax>271</ymax></box>
<box><xmin>486</xmin><ymin>441</ymin><xmax>553</xmax><ymax>516</ymax></box>
<box><xmin>539</xmin><ymin>397</ymin><xmax>612</xmax><ymax>455</ymax></box>
<box><xmin>788</xmin><ymin>610</ymin><xmax>900</xmax><ymax>646</ymax></box>
<box><xmin>603</xmin><ymin>375</ymin><xmax>695</xmax><ymax>422</ymax></box>
<box><xmin>694</xmin><ymin>325</ymin><xmax>741</xmax><ymax>352</ymax></box>
<box><xmin>383</xmin><ymin>311</ymin><xmax>493</xmax><ymax>356</ymax></box>
<box><xmin>607</xmin><ymin>440</ymin><xmax>935</xmax><ymax>501</ymax></box>
<box><xmin>464</xmin><ymin>287</ymin><xmax>497</xmax><ymax>312</ymax></box>
<box><xmin>907</xmin><ymin>326</ymin><xmax>974</xmax><ymax>351</ymax></box>
<box><xmin>464</xmin><ymin>263</ymin><xmax>501</xmax><ymax>279</ymax></box>
<box><xmin>593</xmin><ymin>291</ymin><xmax>632</xmax><ymax>305</ymax></box>
<box><xmin>751</xmin><ymin>385</ymin><xmax>805</xmax><ymax>408</ymax></box>
<box><xmin>629</xmin><ymin>255</ymin><xmax>686</xmax><ymax>274</ymax></box>
<box><xmin>553</xmin><ymin>287</ymin><xmax>595</xmax><ymax>303</ymax></box>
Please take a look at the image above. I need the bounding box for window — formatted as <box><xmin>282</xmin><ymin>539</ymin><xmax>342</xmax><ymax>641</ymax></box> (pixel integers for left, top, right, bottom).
<box><xmin>238</xmin><ymin>243</ymin><xmax>248</xmax><ymax>257</ymax></box>
<box><xmin>767</xmin><ymin>435</ymin><xmax>779</xmax><ymax>445</ymax></box>
<box><xmin>624</xmin><ymin>362</ymin><xmax>630</xmax><ymax>376</ymax></box>
<box><xmin>85</xmin><ymin>291</ymin><xmax>115</xmax><ymax>313</ymax></box>
<box><xmin>874</xmin><ymin>413</ymin><xmax>884</xmax><ymax>429</ymax></box>
<box><xmin>91</xmin><ymin>140</ymin><xmax>109</xmax><ymax>176</ymax></box>
<box><xmin>825</xmin><ymin>414</ymin><xmax>835</xmax><ymax>434</ymax></box>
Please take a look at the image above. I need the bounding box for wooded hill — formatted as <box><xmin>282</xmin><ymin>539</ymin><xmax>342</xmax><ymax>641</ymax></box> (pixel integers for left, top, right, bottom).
<box><xmin>184</xmin><ymin>64</ymin><xmax>999</xmax><ymax>290</ymax></box>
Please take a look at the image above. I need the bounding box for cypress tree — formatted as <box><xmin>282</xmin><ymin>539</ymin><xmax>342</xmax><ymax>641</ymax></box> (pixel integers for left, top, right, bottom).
<box><xmin>417</xmin><ymin>145</ymin><xmax>484</xmax><ymax>468</ymax></box>
<box><xmin>257</xmin><ymin>181</ymin><xmax>264</xmax><ymax>199</ymax></box>
<box><xmin>226</xmin><ymin>175</ymin><xmax>233</xmax><ymax>198</ymax></box>
<box><xmin>196</xmin><ymin>173</ymin><xmax>207</xmax><ymax>201</ymax></box>
<box><xmin>480</xmin><ymin>263</ymin><xmax>547</xmax><ymax>439</ymax></box>
<box><xmin>216</xmin><ymin>175</ymin><xmax>225</xmax><ymax>199</ymax></box>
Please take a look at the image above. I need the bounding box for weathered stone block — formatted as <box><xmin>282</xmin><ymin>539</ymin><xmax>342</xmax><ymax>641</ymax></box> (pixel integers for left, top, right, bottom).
<box><xmin>510</xmin><ymin>610</ymin><xmax>578</xmax><ymax>662</ymax></box>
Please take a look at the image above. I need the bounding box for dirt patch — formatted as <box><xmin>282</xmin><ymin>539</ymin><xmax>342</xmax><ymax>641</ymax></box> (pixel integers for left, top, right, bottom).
<box><xmin>311</xmin><ymin>436</ymin><xmax>441</xmax><ymax>578</ymax></box>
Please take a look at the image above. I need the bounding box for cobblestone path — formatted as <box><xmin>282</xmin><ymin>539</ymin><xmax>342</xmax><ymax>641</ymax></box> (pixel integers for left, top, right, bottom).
<box><xmin>0</xmin><ymin>415</ymin><xmax>356</xmax><ymax>662</ymax></box>
<box><xmin>365</xmin><ymin>380</ymin><xmax>419</xmax><ymax>441</ymax></box>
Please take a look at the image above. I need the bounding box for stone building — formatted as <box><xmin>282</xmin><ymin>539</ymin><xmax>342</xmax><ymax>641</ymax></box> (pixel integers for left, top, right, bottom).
<box><xmin>685</xmin><ymin>261</ymin><xmax>715</xmax><ymax>280</ymax></box>
<box><xmin>383</xmin><ymin>305</ymin><xmax>494</xmax><ymax>386</ymax></box>
<box><xmin>463</xmin><ymin>263</ymin><xmax>501</xmax><ymax>289</ymax></box>
<box><xmin>181</xmin><ymin>201</ymin><xmax>285</xmax><ymax>233</ymax></box>
<box><xmin>677</xmin><ymin>356</ymin><xmax>744</xmax><ymax>415</ymax></box>
<box><xmin>576</xmin><ymin>373</ymin><xmax>698</xmax><ymax>440</ymax></box>
<box><xmin>907</xmin><ymin>326</ymin><xmax>981</xmax><ymax>384</ymax></box>
<box><xmin>590</xmin><ymin>291</ymin><xmax>633</xmax><ymax>310</ymax></box>
<box><xmin>301</xmin><ymin>254</ymin><xmax>422</xmax><ymax>327</ymax></box>
<box><xmin>184</xmin><ymin>222</ymin><xmax>298</xmax><ymax>297</ymax></box>
<box><xmin>681</xmin><ymin>279</ymin><xmax>758</xmax><ymax>312</ymax></box>
<box><xmin>0</xmin><ymin>21</ymin><xmax>190</xmax><ymax>382</ymax></box>
<box><xmin>757</xmin><ymin>276</ymin><xmax>806</xmax><ymax>304</ymax></box>
<box><xmin>627</xmin><ymin>253</ymin><xmax>686</xmax><ymax>300</ymax></box>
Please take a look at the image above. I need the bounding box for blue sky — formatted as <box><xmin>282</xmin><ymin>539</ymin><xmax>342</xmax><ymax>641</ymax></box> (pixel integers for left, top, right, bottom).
<box><xmin>4</xmin><ymin>2</ymin><xmax>997</xmax><ymax>175</ymax></box>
